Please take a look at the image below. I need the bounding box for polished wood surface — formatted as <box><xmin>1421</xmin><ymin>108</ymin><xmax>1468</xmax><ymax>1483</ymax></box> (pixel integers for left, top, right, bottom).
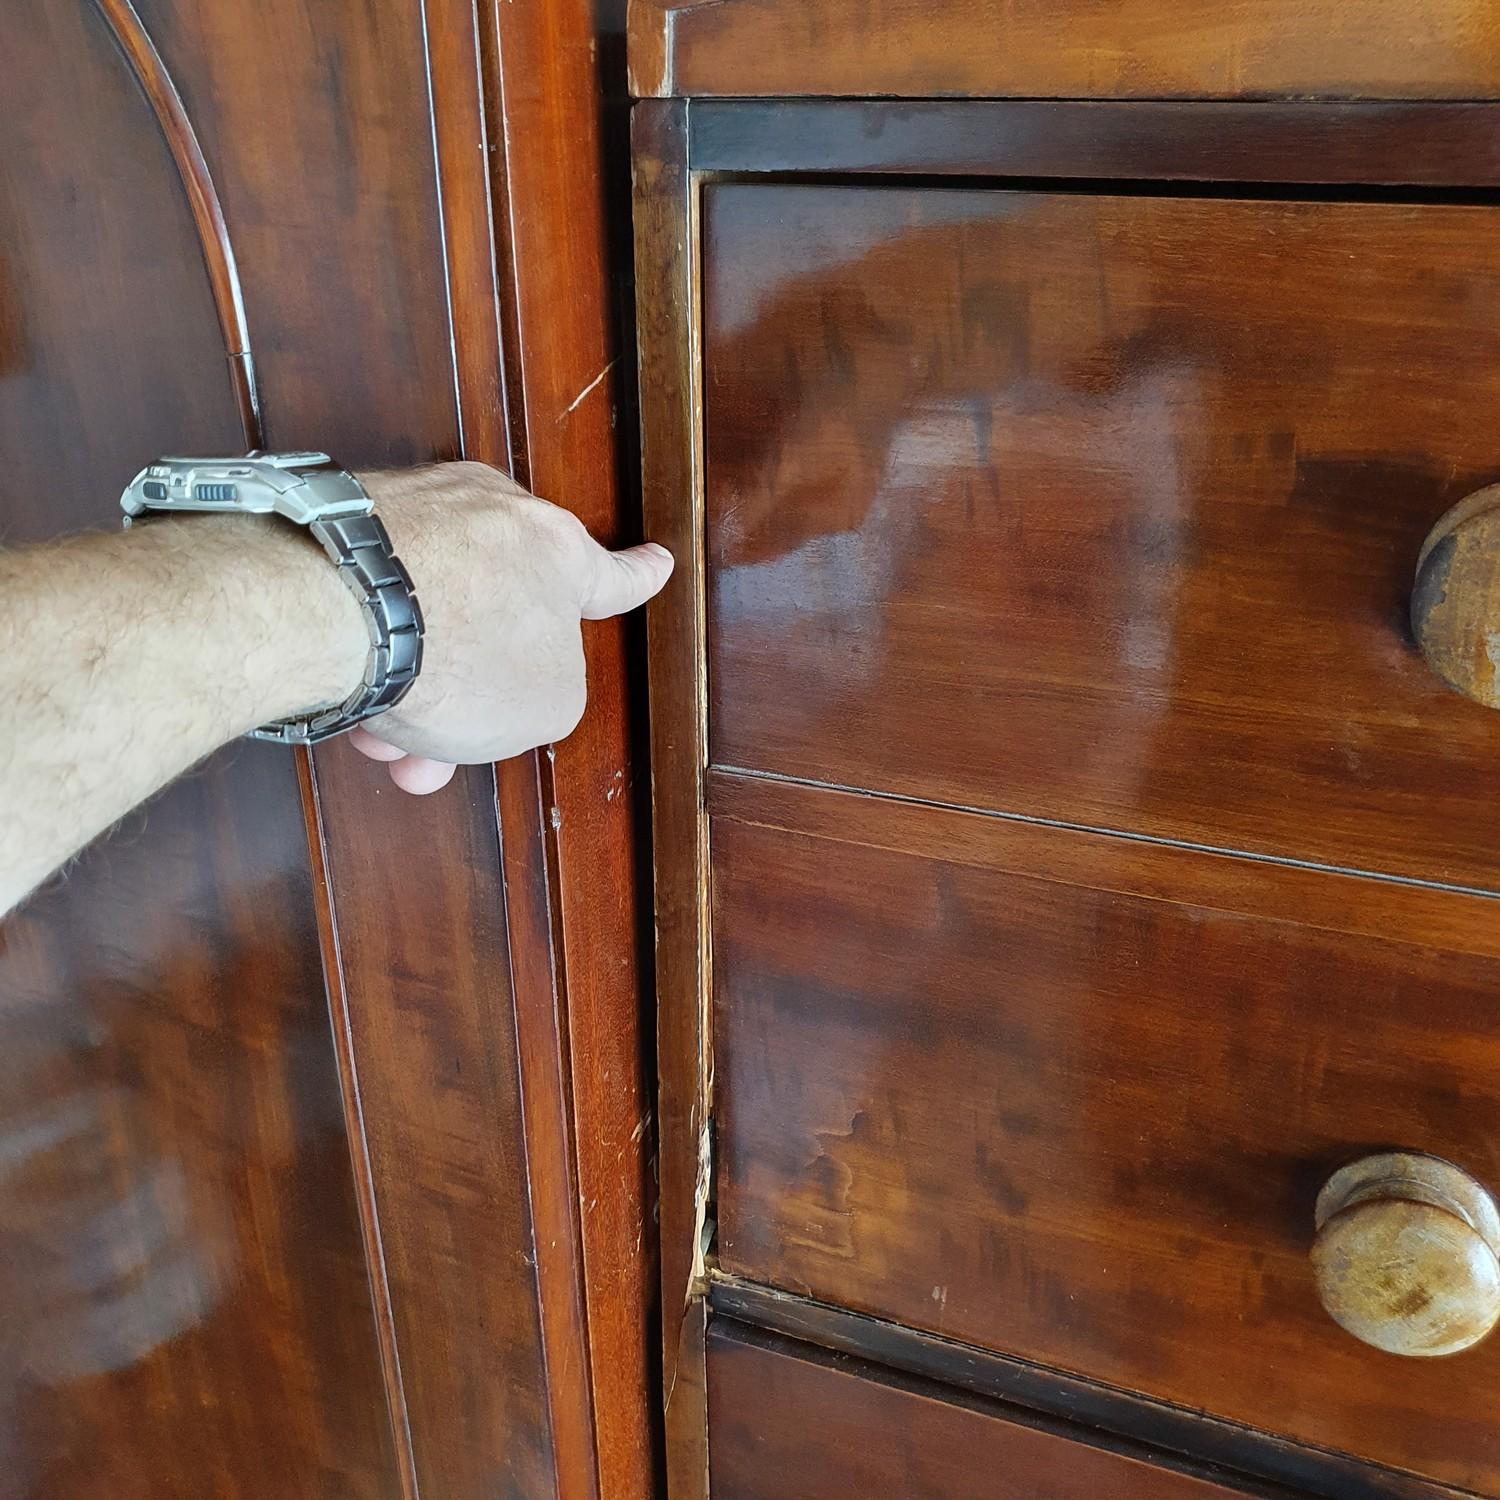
<box><xmin>710</xmin><ymin>775</ymin><xmax>1500</xmax><ymax>1493</ymax></box>
<box><xmin>3</xmin><ymin>2</ymin><xmax>653</xmax><ymax>1496</ymax></box>
<box><xmin>712</xmin><ymin>1279</ymin><xmax>1456</xmax><ymax>1500</ymax></box>
<box><xmin>1312</xmin><ymin>1154</ymin><xmax>1500</xmax><ymax>1359</ymax></box>
<box><xmin>0</xmin><ymin>9</ymin><xmax>399</xmax><ymax>1495</ymax></box>
<box><xmin>1413</xmin><ymin>485</ymin><xmax>1500</xmax><ymax>711</ymax></box>
<box><xmin>633</xmin><ymin>97</ymin><xmax>712</xmax><ymax>1500</ymax></box>
<box><xmin>629</xmin><ymin>0</ymin><xmax>1500</xmax><ymax>100</ymax></box>
<box><xmin>703</xmin><ymin>182</ymin><xmax>1500</xmax><ymax>891</ymax></box>
<box><xmin>708</xmin><ymin>1323</ymin><xmax>1261</xmax><ymax>1500</ymax></box>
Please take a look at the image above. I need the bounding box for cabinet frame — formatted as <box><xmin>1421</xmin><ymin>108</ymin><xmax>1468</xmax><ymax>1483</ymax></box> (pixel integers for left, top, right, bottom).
<box><xmin>632</xmin><ymin>95</ymin><xmax>1500</xmax><ymax>1500</ymax></box>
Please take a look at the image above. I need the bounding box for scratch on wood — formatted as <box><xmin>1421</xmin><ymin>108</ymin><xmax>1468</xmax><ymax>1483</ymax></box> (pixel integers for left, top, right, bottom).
<box><xmin>559</xmin><ymin>356</ymin><xmax>618</xmax><ymax>420</ymax></box>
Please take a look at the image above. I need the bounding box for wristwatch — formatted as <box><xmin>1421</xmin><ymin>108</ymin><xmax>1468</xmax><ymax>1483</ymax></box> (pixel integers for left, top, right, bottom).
<box><xmin>120</xmin><ymin>451</ymin><xmax>424</xmax><ymax>745</ymax></box>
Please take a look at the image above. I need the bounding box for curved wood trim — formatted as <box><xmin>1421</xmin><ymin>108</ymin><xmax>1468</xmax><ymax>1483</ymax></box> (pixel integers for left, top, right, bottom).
<box><xmin>91</xmin><ymin>0</ymin><xmax>262</xmax><ymax>445</ymax></box>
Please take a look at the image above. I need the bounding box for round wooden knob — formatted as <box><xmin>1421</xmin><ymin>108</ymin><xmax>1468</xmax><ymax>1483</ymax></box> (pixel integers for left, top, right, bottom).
<box><xmin>1413</xmin><ymin>485</ymin><xmax>1500</xmax><ymax>707</ymax></box>
<box><xmin>1312</xmin><ymin>1153</ymin><xmax>1500</xmax><ymax>1357</ymax></box>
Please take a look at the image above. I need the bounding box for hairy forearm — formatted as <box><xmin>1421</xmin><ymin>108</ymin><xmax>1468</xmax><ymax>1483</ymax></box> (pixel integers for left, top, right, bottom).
<box><xmin>1</xmin><ymin>462</ymin><xmax>673</xmax><ymax>913</ymax></box>
<box><xmin>0</xmin><ymin>517</ymin><xmax>364</xmax><ymax>913</ymax></box>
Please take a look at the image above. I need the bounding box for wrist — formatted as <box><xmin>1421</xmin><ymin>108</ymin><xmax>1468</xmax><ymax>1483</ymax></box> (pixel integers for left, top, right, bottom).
<box><xmin>140</xmin><ymin>514</ymin><xmax>368</xmax><ymax>737</ymax></box>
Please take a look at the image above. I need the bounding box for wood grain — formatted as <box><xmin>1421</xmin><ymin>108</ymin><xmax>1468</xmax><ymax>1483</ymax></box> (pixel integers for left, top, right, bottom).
<box><xmin>710</xmin><ymin>782</ymin><xmax>1500</xmax><ymax>1492</ymax></box>
<box><xmin>708</xmin><ymin>1322</ymin><xmax>1266</xmax><ymax>1499</ymax></box>
<box><xmin>629</xmin><ymin>0</ymin><xmax>1500</xmax><ymax>100</ymax></box>
<box><xmin>633</xmin><ymin>98</ymin><xmax>711</xmax><ymax>1500</ymax></box>
<box><xmin>703</xmin><ymin>182</ymin><xmax>1500</xmax><ymax>891</ymax></box>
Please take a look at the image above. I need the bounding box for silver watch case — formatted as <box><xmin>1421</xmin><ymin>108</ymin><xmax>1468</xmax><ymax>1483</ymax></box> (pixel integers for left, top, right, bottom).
<box><xmin>120</xmin><ymin>451</ymin><xmax>424</xmax><ymax>745</ymax></box>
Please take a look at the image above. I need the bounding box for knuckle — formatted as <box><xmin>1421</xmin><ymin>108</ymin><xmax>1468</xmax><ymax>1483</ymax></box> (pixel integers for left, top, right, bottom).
<box><xmin>536</xmin><ymin>501</ymin><xmax>589</xmax><ymax>545</ymax></box>
<box><xmin>532</xmin><ymin>506</ymin><xmax>595</xmax><ymax>579</ymax></box>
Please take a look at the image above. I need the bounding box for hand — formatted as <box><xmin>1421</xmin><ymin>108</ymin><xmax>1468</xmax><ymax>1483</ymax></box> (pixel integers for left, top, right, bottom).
<box><xmin>343</xmin><ymin>463</ymin><xmax>672</xmax><ymax>793</ymax></box>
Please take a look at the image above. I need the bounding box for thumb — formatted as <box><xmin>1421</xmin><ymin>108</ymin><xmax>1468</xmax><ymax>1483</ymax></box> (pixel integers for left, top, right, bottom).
<box><xmin>580</xmin><ymin>541</ymin><xmax>675</xmax><ymax>621</ymax></box>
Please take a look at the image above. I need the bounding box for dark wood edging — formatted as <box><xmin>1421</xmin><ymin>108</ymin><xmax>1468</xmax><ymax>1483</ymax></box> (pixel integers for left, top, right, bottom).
<box><xmin>691</xmin><ymin>99</ymin><xmax>1500</xmax><ymax>191</ymax></box>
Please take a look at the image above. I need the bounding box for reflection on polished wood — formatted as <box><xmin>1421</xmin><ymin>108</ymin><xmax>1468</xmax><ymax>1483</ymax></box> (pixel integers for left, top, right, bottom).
<box><xmin>708</xmin><ymin>1323</ymin><xmax>1255</xmax><ymax>1499</ymax></box>
<box><xmin>704</xmin><ymin>183</ymin><xmax>1500</xmax><ymax>890</ymax></box>
<box><xmin>710</xmin><ymin>779</ymin><xmax>1500</xmax><ymax>1494</ymax></box>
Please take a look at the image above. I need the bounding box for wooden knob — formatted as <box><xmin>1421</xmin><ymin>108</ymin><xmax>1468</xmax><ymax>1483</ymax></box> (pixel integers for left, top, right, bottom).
<box><xmin>1412</xmin><ymin>485</ymin><xmax>1500</xmax><ymax>707</ymax></box>
<box><xmin>1312</xmin><ymin>1153</ymin><xmax>1500</xmax><ymax>1357</ymax></box>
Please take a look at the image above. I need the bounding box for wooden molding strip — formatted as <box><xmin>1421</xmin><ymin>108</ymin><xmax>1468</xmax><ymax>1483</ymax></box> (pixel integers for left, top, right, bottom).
<box><xmin>634</xmin><ymin>97</ymin><xmax>712</xmax><ymax>1500</ymax></box>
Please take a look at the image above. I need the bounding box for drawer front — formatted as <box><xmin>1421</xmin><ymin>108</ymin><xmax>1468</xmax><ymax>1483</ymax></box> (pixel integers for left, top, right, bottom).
<box><xmin>709</xmin><ymin>1322</ymin><xmax>1256</xmax><ymax>1500</ymax></box>
<box><xmin>710</xmin><ymin>777</ymin><xmax>1500</xmax><ymax>1493</ymax></box>
<box><xmin>704</xmin><ymin>183</ymin><xmax>1500</xmax><ymax>891</ymax></box>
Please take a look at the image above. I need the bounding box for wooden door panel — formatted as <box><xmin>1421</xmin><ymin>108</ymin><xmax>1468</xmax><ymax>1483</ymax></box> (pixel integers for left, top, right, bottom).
<box><xmin>0</xmin><ymin>5</ymin><xmax>400</xmax><ymax>1496</ymax></box>
<box><xmin>710</xmin><ymin>776</ymin><xmax>1500</xmax><ymax>1495</ymax></box>
<box><xmin>708</xmin><ymin>1322</ymin><xmax>1260</xmax><ymax>1500</ymax></box>
<box><xmin>704</xmin><ymin>182</ymin><xmax>1500</xmax><ymax>891</ymax></box>
<box><xmin>1</xmin><ymin>3</ymin><xmax>654</xmax><ymax>1498</ymax></box>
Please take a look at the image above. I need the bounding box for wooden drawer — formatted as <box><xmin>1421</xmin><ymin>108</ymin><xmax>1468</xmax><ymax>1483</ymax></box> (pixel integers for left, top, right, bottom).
<box><xmin>703</xmin><ymin>182</ymin><xmax>1500</xmax><ymax>891</ymax></box>
<box><xmin>638</xmin><ymin>98</ymin><xmax>1500</xmax><ymax>1500</ymax></box>
<box><xmin>708</xmin><ymin>1322</ymin><xmax>1264</xmax><ymax>1499</ymax></box>
<box><xmin>711</xmin><ymin>773</ymin><xmax>1500</xmax><ymax>1494</ymax></box>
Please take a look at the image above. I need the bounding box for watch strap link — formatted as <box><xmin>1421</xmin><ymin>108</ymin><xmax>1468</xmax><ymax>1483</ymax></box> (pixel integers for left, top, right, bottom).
<box><xmin>249</xmin><ymin>512</ymin><xmax>424</xmax><ymax>745</ymax></box>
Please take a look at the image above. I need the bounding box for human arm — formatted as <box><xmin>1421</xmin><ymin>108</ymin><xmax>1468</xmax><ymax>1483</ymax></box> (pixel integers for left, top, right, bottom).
<box><xmin>0</xmin><ymin>461</ymin><xmax>672</xmax><ymax>915</ymax></box>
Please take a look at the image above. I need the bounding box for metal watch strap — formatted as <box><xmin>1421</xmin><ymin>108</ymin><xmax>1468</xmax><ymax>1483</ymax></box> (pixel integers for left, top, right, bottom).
<box><xmin>249</xmin><ymin>513</ymin><xmax>424</xmax><ymax>745</ymax></box>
